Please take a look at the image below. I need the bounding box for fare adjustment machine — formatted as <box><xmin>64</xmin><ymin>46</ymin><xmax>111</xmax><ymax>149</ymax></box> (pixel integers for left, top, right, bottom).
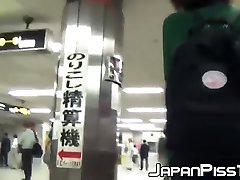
<box><xmin>50</xmin><ymin>0</ymin><xmax>124</xmax><ymax>180</ymax></box>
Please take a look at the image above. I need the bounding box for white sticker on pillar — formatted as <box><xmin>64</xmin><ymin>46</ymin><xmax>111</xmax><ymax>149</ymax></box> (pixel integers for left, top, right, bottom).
<box><xmin>56</xmin><ymin>52</ymin><xmax>88</xmax><ymax>169</ymax></box>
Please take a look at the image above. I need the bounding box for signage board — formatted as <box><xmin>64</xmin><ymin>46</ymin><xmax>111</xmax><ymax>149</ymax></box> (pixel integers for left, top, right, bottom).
<box><xmin>56</xmin><ymin>53</ymin><xmax>88</xmax><ymax>169</ymax></box>
<box><xmin>0</xmin><ymin>29</ymin><xmax>51</xmax><ymax>52</ymax></box>
<box><xmin>104</xmin><ymin>56</ymin><xmax>123</xmax><ymax>87</ymax></box>
<box><xmin>56</xmin><ymin>125</ymin><xmax>83</xmax><ymax>168</ymax></box>
<box><xmin>0</xmin><ymin>102</ymin><xmax>30</xmax><ymax>115</ymax></box>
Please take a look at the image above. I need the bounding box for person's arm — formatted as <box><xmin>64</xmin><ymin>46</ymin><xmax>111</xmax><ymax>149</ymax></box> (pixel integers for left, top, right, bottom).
<box><xmin>18</xmin><ymin>134</ymin><xmax>23</xmax><ymax>152</ymax></box>
<box><xmin>13</xmin><ymin>138</ymin><xmax>18</xmax><ymax>148</ymax></box>
<box><xmin>18</xmin><ymin>134</ymin><xmax>23</xmax><ymax>146</ymax></box>
<box><xmin>163</xmin><ymin>12</ymin><xmax>191</xmax><ymax>81</ymax></box>
<box><xmin>7</xmin><ymin>139</ymin><xmax>11</xmax><ymax>151</ymax></box>
<box><xmin>163</xmin><ymin>14</ymin><xmax>175</xmax><ymax>81</ymax></box>
<box><xmin>139</xmin><ymin>145</ymin><xmax>143</xmax><ymax>155</ymax></box>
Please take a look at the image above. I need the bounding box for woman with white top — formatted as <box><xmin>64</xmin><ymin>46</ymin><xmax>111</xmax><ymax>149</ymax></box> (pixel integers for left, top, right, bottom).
<box><xmin>132</xmin><ymin>145</ymin><xmax>139</xmax><ymax>167</ymax></box>
<box><xmin>8</xmin><ymin>134</ymin><xmax>21</xmax><ymax>169</ymax></box>
<box><xmin>125</xmin><ymin>138</ymin><xmax>134</xmax><ymax>170</ymax></box>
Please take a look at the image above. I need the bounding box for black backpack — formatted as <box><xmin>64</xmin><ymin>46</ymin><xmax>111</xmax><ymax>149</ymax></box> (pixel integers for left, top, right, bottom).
<box><xmin>166</xmin><ymin>13</ymin><xmax>240</xmax><ymax>160</ymax></box>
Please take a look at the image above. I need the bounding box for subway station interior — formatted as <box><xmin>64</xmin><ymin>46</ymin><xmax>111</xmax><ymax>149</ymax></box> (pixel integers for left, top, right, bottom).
<box><xmin>1</xmin><ymin>0</ymin><xmax>240</xmax><ymax>180</ymax></box>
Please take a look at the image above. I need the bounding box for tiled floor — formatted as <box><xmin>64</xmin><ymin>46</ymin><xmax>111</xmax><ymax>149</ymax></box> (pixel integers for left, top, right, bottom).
<box><xmin>0</xmin><ymin>165</ymin><xmax>49</xmax><ymax>180</ymax></box>
<box><xmin>0</xmin><ymin>164</ymin><xmax>161</xmax><ymax>180</ymax></box>
<box><xmin>118</xmin><ymin>166</ymin><xmax>162</xmax><ymax>180</ymax></box>
<box><xmin>0</xmin><ymin>153</ymin><xmax>161</xmax><ymax>180</ymax></box>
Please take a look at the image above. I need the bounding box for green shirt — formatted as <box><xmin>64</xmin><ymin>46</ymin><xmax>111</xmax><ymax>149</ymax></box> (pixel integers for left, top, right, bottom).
<box><xmin>163</xmin><ymin>3</ymin><xmax>238</xmax><ymax>80</ymax></box>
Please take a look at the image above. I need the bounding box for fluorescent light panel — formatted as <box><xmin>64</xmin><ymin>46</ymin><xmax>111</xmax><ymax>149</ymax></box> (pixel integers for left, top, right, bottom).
<box><xmin>30</xmin><ymin>108</ymin><xmax>51</xmax><ymax>114</ymax></box>
<box><xmin>121</xmin><ymin>118</ymin><xmax>143</xmax><ymax>123</ymax></box>
<box><xmin>130</xmin><ymin>127</ymin><xmax>163</xmax><ymax>131</ymax></box>
<box><xmin>117</xmin><ymin>123</ymin><xmax>154</xmax><ymax>129</ymax></box>
<box><xmin>123</xmin><ymin>87</ymin><xmax>164</xmax><ymax>94</ymax></box>
<box><xmin>149</xmin><ymin>119</ymin><xmax>167</xmax><ymax>123</ymax></box>
<box><xmin>127</xmin><ymin>107</ymin><xmax>167</xmax><ymax>113</ymax></box>
<box><xmin>8</xmin><ymin>89</ymin><xmax>62</xmax><ymax>97</ymax></box>
<box><xmin>117</xmin><ymin>123</ymin><xmax>162</xmax><ymax>131</ymax></box>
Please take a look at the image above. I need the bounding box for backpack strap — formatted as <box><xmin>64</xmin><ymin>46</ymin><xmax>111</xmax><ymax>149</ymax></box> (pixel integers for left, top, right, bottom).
<box><xmin>32</xmin><ymin>129</ymin><xmax>39</xmax><ymax>143</ymax></box>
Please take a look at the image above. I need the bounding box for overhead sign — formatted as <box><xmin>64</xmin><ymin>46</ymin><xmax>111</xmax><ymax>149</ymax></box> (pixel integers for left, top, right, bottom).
<box><xmin>104</xmin><ymin>56</ymin><xmax>123</xmax><ymax>87</ymax></box>
<box><xmin>0</xmin><ymin>29</ymin><xmax>51</xmax><ymax>52</ymax></box>
<box><xmin>56</xmin><ymin>52</ymin><xmax>88</xmax><ymax>169</ymax></box>
<box><xmin>0</xmin><ymin>102</ymin><xmax>30</xmax><ymax>115</ymax></box>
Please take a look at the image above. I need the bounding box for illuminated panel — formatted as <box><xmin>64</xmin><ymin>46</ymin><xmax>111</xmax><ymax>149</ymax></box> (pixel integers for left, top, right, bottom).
<box><xmin>0</xmin><ymin>102</ymin><xmax>31</xmax><ymax>116</ymax></box>
<box><xmin>0</xmin><ymin>29</ymin><xmax>48</xmax><ymax>52</ymax></box>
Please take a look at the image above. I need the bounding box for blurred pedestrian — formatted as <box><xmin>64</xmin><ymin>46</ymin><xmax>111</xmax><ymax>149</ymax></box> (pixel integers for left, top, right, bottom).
<box><xmin>1</xmin><ymin>133</ymin><xmax>11</xmax><ymax>167</ymax></box>
<box><xmin>140</xmin><ymin>140</ymin><xmax>149</xmax><ymax>171</ymax></box>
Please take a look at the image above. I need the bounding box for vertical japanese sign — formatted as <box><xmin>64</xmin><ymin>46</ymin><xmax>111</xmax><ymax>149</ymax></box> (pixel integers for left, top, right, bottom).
<box><xmin>56</xmin><ymin>52</ymin><xmax>88</xmax><ymax>169</ymax></box>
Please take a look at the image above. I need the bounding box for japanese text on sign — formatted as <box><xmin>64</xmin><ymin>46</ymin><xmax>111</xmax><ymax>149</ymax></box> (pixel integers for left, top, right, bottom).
<box><xmin>62</xmin><ymin>53</ymin><xmax>86</xmax><ymax>127</ymax></box>
<box><xmin>57</xmin><ymin>52</ymin><xmax>88</xmax><ymax>169</ymax></box>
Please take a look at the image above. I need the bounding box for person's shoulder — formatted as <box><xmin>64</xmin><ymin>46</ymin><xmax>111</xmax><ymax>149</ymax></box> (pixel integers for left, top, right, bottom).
<box><xmin>234</xmin><ymin>10</ymin><xmax>240</xmax><ymax>27</ymax></box>
<box><xmin>163</xmin><ymin>11</ymin><xmax>191</xmax><ymax>28</ymax></box>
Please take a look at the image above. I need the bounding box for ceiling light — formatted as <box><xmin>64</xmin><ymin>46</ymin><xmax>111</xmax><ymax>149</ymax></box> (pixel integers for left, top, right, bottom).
<box><xmin>127</xmin><ymin>107</ymin><xmax>167</xmax><ymax>113</ymax></box>
<box><xmin>117</xmin><ymin>123</ymin><xmax>162</xmax><ymax>131</ymax></box>
<box><xmin>123</xmin><ymin>87</ymin><xmax>164</xmax><ymax>94</ymax></box>
<box><xmin>8</xmin><ymin>89</ymin><xmax>62</xmax><ymax>97</ymax></box>
<box><xmin>121</xmin><ymin>118</ymin><xmax>143</xmax><ymax>123</ymax></box>
<box><xmin>30</xmin><ymin>108</ymin><xmax>51</xmax><ymax>114</ymax></box>
<box><xmin>19</xmin><ymin>39</ymin><xmax>36</xmax><ymax>48</ymax></box>
<box><xmin>9</xmin><ymin>89</ymin><xmax>53</xmax><ymax>96</ymax></box>
<box><xmin>149</xmin><ymin>119</ymin><xmax>167</xmax><ymax>123</ymax></box>
<box><xmin>130</xmin><ymin>127</ymin><xmax>163</xmax><ymax>131</ymax></box>
<box><xmin>117</xmin><ymin>123</ymin><xmax>154</xmax><ymax>129</ymax></box>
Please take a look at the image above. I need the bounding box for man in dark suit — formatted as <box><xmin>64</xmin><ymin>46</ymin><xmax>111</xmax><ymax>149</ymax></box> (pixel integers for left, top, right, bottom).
<box><xmin>140</xmin><ymin>140</ymin><xmax>150</xmax><ymax>171</ymax></box>
<box><xmin>1</xmin><ymin>133</ymin><xmax>11</xmax><ymax>166</ymax></box>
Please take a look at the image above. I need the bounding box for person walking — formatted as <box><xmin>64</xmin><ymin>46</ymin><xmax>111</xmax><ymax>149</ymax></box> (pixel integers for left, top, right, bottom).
<box><xmin>8</xmin><ymin>134</ymin><xmax>21</xmax><ymax>169</ymax></box>
<box><xmin>132</xmin><ymin>145</ymin><xmax>139</xmax><ymax>167</ymax></box>
<box><xmin>18</xmin><ymin>123</ymin><xmax>37</xmax><ymax>180</ymax></box>
<box><xmin>1</xmin><ymin>133</ymin><xmax>11</xmax><ymax>167</ymax></box>
<box><xmin>139</xmin><ymin>140</ymin><xmax>149</xmax><ymax>171</ymax></box>
<box><xmin>125</xmin><ymin>138</ymin><xmax>134</xmax><ymax>171</ymax></box>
